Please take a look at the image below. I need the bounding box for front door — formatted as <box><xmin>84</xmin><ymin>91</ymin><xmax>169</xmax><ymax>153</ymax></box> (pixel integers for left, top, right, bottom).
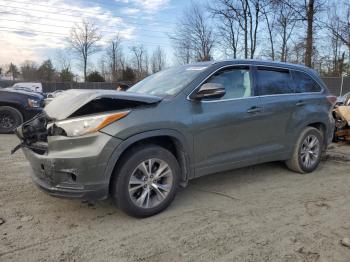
<box><xmin>191</xmin><ymin>66</ymin><xmax>265</xmax><ymax>177</ymax></box>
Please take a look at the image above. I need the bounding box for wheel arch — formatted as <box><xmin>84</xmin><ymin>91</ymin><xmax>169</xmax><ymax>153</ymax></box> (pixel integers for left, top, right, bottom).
<box><xmin>0</xmin><ymin>102</ymin><xmax>25</xmax><ymax>118</ymax></box>
<box><xmin>105</xmin><ymin>129</ymin><xmax>193</xmax><ymax>193</ymax></box>
<box><xmin>307</xmin><ymin>122</ymin><xmax>326</xmax><ymax>136</ymax></box>
<box><xmin>306</xmin><ymin>121</ymin><xmax>329</xmax><ymax>149</ymax></box>
<box><xmin>0</xmin><ymin>104</ymin><xmax>24</xmax><ymax>133</ymax></box>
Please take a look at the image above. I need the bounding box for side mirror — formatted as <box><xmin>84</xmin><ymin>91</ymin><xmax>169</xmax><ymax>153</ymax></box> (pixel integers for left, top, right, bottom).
<box><xmin>192</xmin><ymin>83</ymin><xmax>226</xmax><ymax>100</ymax></box>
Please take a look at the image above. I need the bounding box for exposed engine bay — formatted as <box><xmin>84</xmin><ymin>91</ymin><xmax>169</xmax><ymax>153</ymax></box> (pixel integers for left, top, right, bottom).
<box><xmin>12</xmin><ymin>89</ymin><xmax>162</xmax><ymax>155</ymax></box>
<box><xmin>12</xmin><ymin>113</ymin><xmax>49</xmax><ymax>155</ymax></box>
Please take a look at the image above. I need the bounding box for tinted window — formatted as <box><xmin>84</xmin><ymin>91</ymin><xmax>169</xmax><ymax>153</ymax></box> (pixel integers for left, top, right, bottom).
<box><xmin>203</xmin><ymin>67</ymin><xmax>252</xmax><ymax>100</ymax></box>
<box><xmin>256</xmin><ymin>68</ymin><xmax>293</xmax><ymax>95</ymax></box>
<box><xmin>292</xmin><ymin>71</ymin><xmax>321</xmax><ymax>93</ymax></box>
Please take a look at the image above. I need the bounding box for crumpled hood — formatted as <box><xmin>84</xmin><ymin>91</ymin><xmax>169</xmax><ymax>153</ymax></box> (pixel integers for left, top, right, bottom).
<box><xmin>44</xmin><ymin>89</ymin><xmax>162</xmax><ymax>120</ymax></box>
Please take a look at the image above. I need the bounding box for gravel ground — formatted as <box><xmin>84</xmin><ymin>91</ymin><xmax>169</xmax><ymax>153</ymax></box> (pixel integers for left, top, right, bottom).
<box><xmin>1</xmin><ymin>134</ymin><xmax>350</xmax><ymax>262</ymax></box>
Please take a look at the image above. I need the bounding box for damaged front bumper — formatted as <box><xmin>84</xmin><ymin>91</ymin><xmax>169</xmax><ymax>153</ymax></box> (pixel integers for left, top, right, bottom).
<box><xmin>13</xmin><ymin>89</ymin><xmax>162</xmax><ymax>201</ymax></box>
<box><xmin>21</xmin><ymin>132</ymin><xmax>121</xmax><ymax>200</ymax></box>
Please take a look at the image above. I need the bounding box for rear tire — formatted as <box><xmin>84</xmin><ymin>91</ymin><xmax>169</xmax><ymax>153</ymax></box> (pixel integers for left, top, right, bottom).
<box><xmin>285</xmin><ymin>127</ymin><xmax>323</xmax><ymax>174</ymax></box>
<box><xmin>111</xmin><ymin>144</ymin><xmax>180</xmax><ymax>218</ymax></box>
<box><xmin>0</xmin><ymin>106</ymin><xmax>23</xmax><ymax>134</ymax></box>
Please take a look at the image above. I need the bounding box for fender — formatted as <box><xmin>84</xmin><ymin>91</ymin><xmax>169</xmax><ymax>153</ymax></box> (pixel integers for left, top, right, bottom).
<box><xmin>0</xmin><ymin>101</ymin><xmax>24</xmax><ymax>114</ymax></box>
<box><xmin>103</xmin><ymin>129</ymin><xmax>194</xmax><ymax>185</ymax></box>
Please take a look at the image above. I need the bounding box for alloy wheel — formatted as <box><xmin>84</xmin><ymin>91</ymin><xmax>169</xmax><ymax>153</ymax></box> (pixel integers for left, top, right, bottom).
<box><xmin>300</xmin><ymin>135</ymin><xmax>320</xmax><ymax>168</ymax></box>
<box><xmin>0</xmin><ymin>112</ymin><xmax>15</xmax><ymax>129</ymax></box>
<box><xmin>128</xmin><ymin>158</ymin><xmax>173</xmax><ymax>209</ymax></box>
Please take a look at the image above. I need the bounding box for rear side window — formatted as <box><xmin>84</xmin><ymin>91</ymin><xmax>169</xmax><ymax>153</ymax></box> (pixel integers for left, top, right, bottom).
<box><xmin>292</xmin><ymin>71</ymin><xmax>322</xmax><ymax>93</ymax></box>
<box><xmin>256</xmin><ymin>67</ymin><xmax>293</xmax><ymax>95</ymax></box>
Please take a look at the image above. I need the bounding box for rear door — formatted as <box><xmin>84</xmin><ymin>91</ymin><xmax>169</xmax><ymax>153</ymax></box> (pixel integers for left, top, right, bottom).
<box><xmin>290</xmin><ymin>70</ymin><xmax>327</xmax><ymax>131</ymax></box>
<box><xmin>253</xmin><ymin>66</ymin><xmax>299</xmax><ymax>154</ymax></box>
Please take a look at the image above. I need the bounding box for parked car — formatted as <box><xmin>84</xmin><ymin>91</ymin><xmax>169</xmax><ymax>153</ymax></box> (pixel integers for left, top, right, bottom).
<box><xmin>14</xmin><ymin>60</ymin><xmax>335</xmax><ymax>217</ymax></box>
<box><xmin>44</xmin><ymin>90</ymin><xmax>64</xmax><ymax>105</ymax></box>
<box><xmin>336</xmin><ymin>91</ymin><xmax>350</xmax><ymax>106</ymax></box>
<box><xmin>0</xmin><ymin>88</ymin><xmax>44</xmax><ymax>133</ymax></box>
<box><xmin>11</xmin><ymin>82</ymin><xmax>43</xmax><ymax>93</ymax></box>
<box><xmin>46</xmin><ymin>90</ymin><xmax>64</xmax><ymax>99</ymax></box>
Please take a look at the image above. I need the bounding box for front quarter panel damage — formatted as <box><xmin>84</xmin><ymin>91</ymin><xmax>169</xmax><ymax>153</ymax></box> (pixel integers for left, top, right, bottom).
<box><xmin>21</xmin><ymin>132</ymin><xmax>122</xmax><ymax>200</ymax></box>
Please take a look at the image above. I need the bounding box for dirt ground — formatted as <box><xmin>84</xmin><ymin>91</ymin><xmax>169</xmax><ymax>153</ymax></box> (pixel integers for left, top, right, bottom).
<box><xmin>1</xmin><ymin>134</ymin><xmax>350</xmax><ymax>262</ymax></box>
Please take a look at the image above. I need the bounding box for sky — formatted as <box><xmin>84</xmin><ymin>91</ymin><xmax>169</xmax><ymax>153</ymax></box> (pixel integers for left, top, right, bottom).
<box><xmin>0</xmin><ymin>0</ymin><xmax>188</xmax><ymax>71</ymax></box>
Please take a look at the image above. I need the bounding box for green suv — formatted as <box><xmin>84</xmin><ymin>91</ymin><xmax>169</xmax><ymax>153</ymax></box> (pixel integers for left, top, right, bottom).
<box><xmin>15</xmin><ymin>60</ymin><xmax>335</xmax><ymax>217</ymax></box>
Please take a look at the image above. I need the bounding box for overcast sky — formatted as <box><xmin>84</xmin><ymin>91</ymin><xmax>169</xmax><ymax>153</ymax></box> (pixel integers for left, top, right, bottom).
<box><xmin>0</xmin><ymin>0</ymin><xmax>188</xmax><ymax>67</ymax></box>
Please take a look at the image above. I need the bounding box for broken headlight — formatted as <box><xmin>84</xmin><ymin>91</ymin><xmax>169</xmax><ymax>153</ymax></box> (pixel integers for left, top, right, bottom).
<box><xmin>53</xmin><ymin>111</ymin><xmax>130</xmax><ymax>137</ymax></box>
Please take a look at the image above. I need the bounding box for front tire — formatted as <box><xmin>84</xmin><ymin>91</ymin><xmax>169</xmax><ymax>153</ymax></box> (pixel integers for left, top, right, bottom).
<box><xmin>111</xmin><ymin>144</ymin><xmax>180</xmax><ymax>218</ymax></box>
<box><xmin>0</xmin><ymin>106</ymin><xmax>23</xmax><ymax>134</ymax></box>
<box><xmin>286</xmin><ymin>127</ymin><xmax>323</xmax><ymax>174</ymax></box>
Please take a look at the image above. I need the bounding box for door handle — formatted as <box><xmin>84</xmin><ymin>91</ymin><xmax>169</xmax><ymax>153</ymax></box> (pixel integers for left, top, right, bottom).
<box><xmin>246</xmin><ymin>107</ymin><xmax>262</xmax><ymax>114</ymax></box>
<box><xmin>296</xmin><ymin>101</ymin><xmax>306</xmax><ymax>106</ymax></box>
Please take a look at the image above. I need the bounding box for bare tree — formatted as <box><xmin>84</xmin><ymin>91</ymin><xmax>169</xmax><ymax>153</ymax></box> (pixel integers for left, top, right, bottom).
<box><xmin>326</xmin><ymin>5</ymin><xmax>344</xmax><ymax>76</ymax></box>
<box><xmin>151</xmin><ymin>46</ymin><xmax>166</xmax><ymax>73</ymax></box>
<box><xmin>106</xmin><ymin>35</ymin><xmax>123</xmax><ymax>81</ymax></box>
<box><xmin>276</xmin><ymin>4</ymin><xmax>298</xmax><ymax>61</ymax></box>
<box><xmin>326</xmin><ymin>1</ymin><xmax>350</xmax><ymax>75</ymax></box>
<box><xmin>99</xmin><ymin>57</ymin><xmax>108</xmax><ymax>81</ymax></box>
<box><xmin>6</xmin><ymin>63</ymin><xmax>20</xmax><ymax>80</ymax></box>
<box><xmin>281</xmin><ymin>0</ymin><xmax>324</xmax><ymax>67</ymax></box>
<box><xmin>129</xmin><ymin>45</ymin><xmax>148</xmax><ymax>80</ymax></box>
<box><xmin>69</xmin><ymin>20</ymin><xmax>102</xmax><ymax>82</ymax></box>
<box><xmin>210</xmin><ymin>1</ymin><xmax>241</xmax><ymax>58</ymax></box>
<box><xmin>290</xmin><ymin>40</ymin><xmax>306</xmax><ymax>64</ymax></box>
<box><xmin>261</xmin><ymin>1</ymin><xmax>277</xmax><ymax>60</ymax></box>
<box><xmin>54</xmin><ymin>50</ymin><xmax>75</xmax><ymax>82</ymax></box>
<box><xmin>144</xmin><ymin>51</ymin><xmax>149</xmax><ymax>76</ymax></box>
<box><xmin>55</xmin><ymin>49</ymin><xmax>72</xmax><ymax>72</ymax></box>
<box><xmin>170</xmin><ymin>32</ymin><xmax>192</xmax><ymax>65</ymax></box>
<box><xmin>171</xmin><ymin>1</ymin><xmax>215</xmax><ymax>63</ymax></box>
<box><xmin>305</xmin><ymin>0</ymin><xmax>316</xmax><ymax>67</ymax></box>
<box><xmin>210</xmin><ymin>0</ymin><xmax>262</xmax><ymax>59</ymax></box>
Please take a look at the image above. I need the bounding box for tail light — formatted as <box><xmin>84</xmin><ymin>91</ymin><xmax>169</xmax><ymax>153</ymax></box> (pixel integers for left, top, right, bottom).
<box><xmin>326</xmin><ymin>95</ymin><xmax>337</xmax><ymax>106</ymax></box>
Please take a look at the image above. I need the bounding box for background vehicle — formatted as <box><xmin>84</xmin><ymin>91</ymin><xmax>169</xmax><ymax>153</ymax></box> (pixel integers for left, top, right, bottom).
<box><xmin>336</xmin><ymin>91</ymin><xmax>350</xmax><ymax>106</ymax></box>
<box><xmin>44</xmin><ymin>90</ymin><xmax>64</xmax><ymax>105</ymax></box>
<box><xmin>11</xmin><ymin>82</ymin><xmax>43</xmax><ymax>93</ymax></box>
<box><xmin>16</xmin><ymin>60</ymin><xmax>335</xmax><ymax>217</ymax></box>
<box><xmin>0</xmin><ymin>88</ymin><xmax>44</xmax><ymax>133</ymax></box>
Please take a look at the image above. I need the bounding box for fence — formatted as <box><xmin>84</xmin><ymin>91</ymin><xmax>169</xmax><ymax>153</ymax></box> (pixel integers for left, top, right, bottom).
<box><xmin>41</xmin><ymin>82</ymin><xmax>133</xmax><ymax>92</ymax></box>
<box><xmin>321</xmin><ymin>77</ymin><xmax>350</xmax><ymax>97</ymax></box>
<box><xmin>1</xmin><ymin>77</ymin><xmax>350</xmax><ymax>96</ymax></box>
<box><xmin>0</xmin><ymin>81</ymin><xmax>132</xmax><ymax>92</ymax></box>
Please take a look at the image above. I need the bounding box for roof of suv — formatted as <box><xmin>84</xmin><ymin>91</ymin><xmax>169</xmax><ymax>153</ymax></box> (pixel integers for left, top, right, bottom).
<box><xmin>191</xmin><ymin>59</ymin><xmax>313</xmax><ymax>72</ymax></box>
<box><xmin>188</xmin><ymin>59</ymin><xmax>326</xmax><ymax>90</ymax></box>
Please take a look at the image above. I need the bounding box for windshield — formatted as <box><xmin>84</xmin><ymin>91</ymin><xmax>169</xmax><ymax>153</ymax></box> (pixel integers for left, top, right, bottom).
<box><xmin>127</xmin><ymin>65</ymin><xmax>208</xmax><ymax>97</ymax></box>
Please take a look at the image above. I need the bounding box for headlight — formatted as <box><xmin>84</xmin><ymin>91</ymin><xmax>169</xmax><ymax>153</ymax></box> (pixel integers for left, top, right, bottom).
<box><xmin>54</xmin><ymin>111</ymin><xmax>130</xmax><ymax>137</ymax></box>
<box><xmin>28</xmin><ymin>98</ymin><xmax>41</xmax><ymax>108</ymax></box>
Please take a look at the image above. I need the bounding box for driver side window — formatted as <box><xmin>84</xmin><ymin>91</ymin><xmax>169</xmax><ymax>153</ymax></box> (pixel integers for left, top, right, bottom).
<box><xmin>203</xmin><ymin>67</ymin><xmax>252</xmax><ymax>100</ymax></box>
